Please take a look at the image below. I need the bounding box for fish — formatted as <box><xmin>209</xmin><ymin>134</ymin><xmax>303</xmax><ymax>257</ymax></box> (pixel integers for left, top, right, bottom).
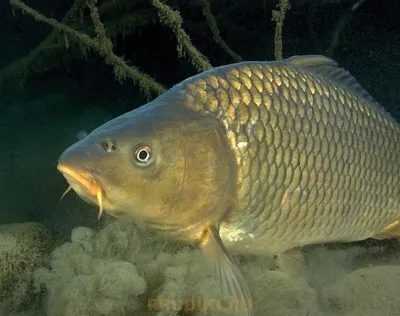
<box><xmin>57</xmin><ymin>55</ymin><xmax>400</xmax><ymax>314</ymax></box>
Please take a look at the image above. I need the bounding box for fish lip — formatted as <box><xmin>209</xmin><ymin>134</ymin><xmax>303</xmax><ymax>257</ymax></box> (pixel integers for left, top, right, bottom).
<box><xmin>57</xmin><ymin>163</ymin><xmax>103</xmax><ymax>197</ymax></box>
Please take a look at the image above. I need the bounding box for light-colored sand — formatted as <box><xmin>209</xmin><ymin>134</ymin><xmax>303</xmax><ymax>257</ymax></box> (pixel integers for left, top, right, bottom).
<box><xmin>24</xmin><ymin>219</ymin><xmax>400</xmax><ymax>316</ymax></box>
<box><xmin>0</xmin><ymin>222</ymin><xmax>52</xmax><ymax>314</ymax></box>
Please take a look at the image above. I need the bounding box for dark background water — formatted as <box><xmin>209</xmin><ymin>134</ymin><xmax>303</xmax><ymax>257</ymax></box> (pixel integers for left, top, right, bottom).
<box><xmin>0</xmin><ymin>0</ymin><xmax>399</xmax><ymax>240</ymax></box>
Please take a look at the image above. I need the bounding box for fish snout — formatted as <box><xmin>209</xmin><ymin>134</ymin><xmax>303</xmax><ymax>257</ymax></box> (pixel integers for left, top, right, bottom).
<box><xmin>57</xmin><ymin>163</ymin><xmax>97</xmax><ymax>195</ymax></box>
<box><xmin>58</xmin><ymin>133</ymin><xmax>118</xmax><ymax>166</ymax></box>
<box><xmin>57</xmin><ymin>162</ymin><xmax>106</xmax><ymax>220</ymax></box>
<box><xmin>57</xmin><ymin>144</ymin><xmax>103</xmax><ymax>199</ymax></box>
<box><xmin>56</xmin><ymin>134</ymin><xmax>117</xmax><ymax>203</ymax></box>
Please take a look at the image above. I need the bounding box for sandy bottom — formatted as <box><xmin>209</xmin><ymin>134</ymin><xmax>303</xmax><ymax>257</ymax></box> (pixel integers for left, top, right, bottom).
<box><xmin>19</xmin><ymin>219</ymin><xmax>400</xmax><ymax>316</ymax></box>
<box><xmin>245</xmin><ymin>240</ymin><xmax>400</xmax><ymax>316</ymax></box>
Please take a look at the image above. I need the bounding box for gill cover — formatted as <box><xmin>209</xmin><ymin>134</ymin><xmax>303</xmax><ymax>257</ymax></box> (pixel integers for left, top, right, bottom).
<box><xmin>126</xmin><ymin>96</ymin><xmax>238</xmax><ymax>233</ymax></box>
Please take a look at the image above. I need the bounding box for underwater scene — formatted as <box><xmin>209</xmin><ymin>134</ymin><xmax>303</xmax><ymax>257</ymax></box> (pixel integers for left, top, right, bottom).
<box><xmin>0</xmin><ymin>0</ymin><xmax>400</xmax><ymax>315</ymax></box>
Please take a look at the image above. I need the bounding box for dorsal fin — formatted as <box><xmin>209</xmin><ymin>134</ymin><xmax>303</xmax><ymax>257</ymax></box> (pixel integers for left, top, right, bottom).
<box><xmin>284</xmin><ymin>55</ymin><xmax>377</xmax><ymax>105</ymax></box>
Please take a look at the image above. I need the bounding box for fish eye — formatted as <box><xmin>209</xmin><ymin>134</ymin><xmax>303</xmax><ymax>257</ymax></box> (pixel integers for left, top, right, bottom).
<box><xmin>100</xmin><ymin>140</ymin><xmax>117</xmax><ymax>153</ymax></box>
<box><xmin>134</xmin><ymin>144</ymin><xmax>153</xmax><ymax>164</ymax></box>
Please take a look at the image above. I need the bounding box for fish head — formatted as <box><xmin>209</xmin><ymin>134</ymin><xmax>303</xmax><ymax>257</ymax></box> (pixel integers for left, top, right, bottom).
<box><xmin>57</xmin><ymin>96</ymin><xmax>235</xmax><ymax>233</ymax></box>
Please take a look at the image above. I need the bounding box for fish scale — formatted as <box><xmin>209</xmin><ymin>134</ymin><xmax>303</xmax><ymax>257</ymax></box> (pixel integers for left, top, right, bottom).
<box><xmin>175</xmin><ymin>57</ymin><xmax>400</xmax><ymax>255</ymax></box>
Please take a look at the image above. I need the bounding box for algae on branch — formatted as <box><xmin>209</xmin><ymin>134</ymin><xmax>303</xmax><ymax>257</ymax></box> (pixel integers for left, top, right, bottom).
<box><xmin>5</xmin><ymin>0</ymin><xmax>166</xmax><ymax>98</ymax></box>
<box><xmin>1</xmin><ymin>0</ymin><xmax>161</xmax><ymax>95</ymax></box>
<box><xmin>1</xmin><ymin>0</ymin><xmax>243</xmax><ymax>98</ymax></box>
<box><xmin>152</xmin><ymin>0</ymin><xmax>212</xmax><ymax>73</ymax></box>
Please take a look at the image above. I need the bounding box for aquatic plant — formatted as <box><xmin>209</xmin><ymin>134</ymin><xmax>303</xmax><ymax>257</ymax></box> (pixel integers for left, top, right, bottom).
<box><xmin>1</xmin><ymin>0</ymin><xmax>368</xmax><ymax>100</ymax></box>
<box><xmin>0</xmin><ymin>0</ymin><xmax>292</xmax><ymax>98</ymax></box>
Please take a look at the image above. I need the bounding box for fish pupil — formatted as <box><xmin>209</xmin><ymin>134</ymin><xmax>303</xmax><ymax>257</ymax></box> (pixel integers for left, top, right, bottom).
<box><xmin>137</xmin><ymin>149</ymin><xmax>149</xmax><ymax>162</ymax></box>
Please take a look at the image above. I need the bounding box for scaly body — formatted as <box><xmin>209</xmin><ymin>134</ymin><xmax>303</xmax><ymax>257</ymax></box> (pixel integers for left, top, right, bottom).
<box><xmin>172</xmin><ymin>55</ymin><xmax>400</xmax><ymax>256</ymax></box>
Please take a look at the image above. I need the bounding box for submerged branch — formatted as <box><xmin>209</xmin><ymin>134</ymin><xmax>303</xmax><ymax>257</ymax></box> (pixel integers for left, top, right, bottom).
<box><xmin>272</xmin><ymin>0</ymin><xmax>290</xmax><ymax>60</ymax></box>
<box><xmin>7</xmin><ymin>0</ymin><xmax>166</xmax><ymax>97</ymax></box>
<box><xmin>197</xmin><ymin>0</ymin><xmax>242</xmax><ymax>63</ymax></box>
<box><xmin>152</xmin><ymin>0</ymin><xmax>212</xmax><ymax>72</ymax></box>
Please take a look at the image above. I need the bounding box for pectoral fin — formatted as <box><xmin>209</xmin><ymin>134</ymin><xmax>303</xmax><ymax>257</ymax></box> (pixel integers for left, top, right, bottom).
<box><xmin>199</xmin><ymin>225</ymin><xmax>252</xmax><ymax>315</ymax></box>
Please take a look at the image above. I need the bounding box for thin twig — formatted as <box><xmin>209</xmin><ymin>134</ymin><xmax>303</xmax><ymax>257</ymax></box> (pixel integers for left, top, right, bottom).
<box><xmin>197</xmin><ymin>0</ymin><xmax>242</xmax><ymax>63</ymax></box>
<box><xmin>8</xmin><ymin>0</ymin><xmax>166</xmax><ymax>97</ymax></box>
<box><xmin>272</xmin><ymin>0</ymin><xmax>290</xmax><ymax>60</ymax></box>
<box><xmin>152</xmin><ymin>0</ymin><xmax>212</xmax><ymax>72</ymax></box>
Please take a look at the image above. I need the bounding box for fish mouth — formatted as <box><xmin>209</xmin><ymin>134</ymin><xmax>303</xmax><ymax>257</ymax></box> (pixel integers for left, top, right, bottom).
<box><xmin>57</xmin><ymin>163</ymin><xmax>106</xmax><ymax>219</ymax></box>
